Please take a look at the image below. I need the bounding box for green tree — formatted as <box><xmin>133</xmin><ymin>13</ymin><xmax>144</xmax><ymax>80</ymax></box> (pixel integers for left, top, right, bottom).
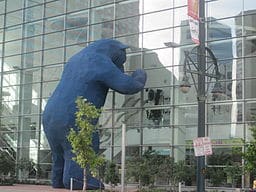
<box><xmin>105</xmin><ymin>161</ymin><xmax>120</xmax><ymax>191</ymax></box>
<box><xmin>126</xmin><ymin>150</ymin><xmax>194</xmax><ymax>189</ymax></box>
<box><xmin>242</xmin><ymin>120</ymin><xmax>256</xmax><ymax>181</ymax></box>
<box><xmin>67</xmin><ymin>97</ymin><xmax>104</xmax><ymax>191</ymax></box>
<box><xmin>241</xmin><ymin>119</ymin><xmax>256</xmax><ymax>183</ymax></box>
<box><xmin>0</xmin><ymin>151</ymin><xmax>15</xmax><ymax>177</ymax></box>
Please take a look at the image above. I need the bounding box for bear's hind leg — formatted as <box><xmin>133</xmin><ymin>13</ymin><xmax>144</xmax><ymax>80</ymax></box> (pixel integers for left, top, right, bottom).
<box><xmin>51</xmin><ymin>151</ymin><xmax>65</xmax><ymax>188</ymax></box>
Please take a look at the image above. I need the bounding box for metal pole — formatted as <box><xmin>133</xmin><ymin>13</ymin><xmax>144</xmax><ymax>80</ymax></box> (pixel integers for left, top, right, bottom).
<box><xmin>70</xmin><ymin>177</ymin><xmax>73</xmax><ymax>191</ymax></box>
<box><xmin>197</xmin><ymin>0</ymin><xmax>206</xmax><ymax>192</ymax></box>
<box><xmin>121</xmin><ymin>123</ymin><xmax>126</xmax><ymax>192</ymax></box>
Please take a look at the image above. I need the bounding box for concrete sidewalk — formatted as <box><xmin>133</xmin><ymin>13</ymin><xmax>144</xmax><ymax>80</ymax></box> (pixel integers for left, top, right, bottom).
<box><xmin>0</xmin><ymin>184</ymin><xmax>138</xmax><ymax>192</ymax></box>
<box><xmin>0</xmin><ymin>184</ymin><xmax>77</xmax><ymax>192</ymax></box>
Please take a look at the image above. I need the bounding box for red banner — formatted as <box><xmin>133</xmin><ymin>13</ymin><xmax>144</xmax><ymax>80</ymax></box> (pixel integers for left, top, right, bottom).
<box><xmin>188</xmin><ymin>0</ymin><xmax>199</xmax><ymax>19</ymax></box>
<box><xmin>188</xmin><ymin>0</ymin><xmax>199</xmax><ymax>44</ymax></box>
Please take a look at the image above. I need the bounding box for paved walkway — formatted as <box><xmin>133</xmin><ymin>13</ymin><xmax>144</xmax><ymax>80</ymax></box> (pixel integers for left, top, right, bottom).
<box><xmin>0</xmin><ymin>184</ymin><xmax>79</xmax><ymax>192</ymax></box>
<box><xmin>0</xmin><ymin>184</ymin><xmax>138</xmax><ymax>192</ymax></box>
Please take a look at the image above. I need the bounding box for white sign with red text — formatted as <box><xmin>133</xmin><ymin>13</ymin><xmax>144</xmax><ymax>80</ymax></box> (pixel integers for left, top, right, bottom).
<box><xmin>193</xmin><ymin>137</ymin><xmax>213</xmax><ymax>157</ymax></box>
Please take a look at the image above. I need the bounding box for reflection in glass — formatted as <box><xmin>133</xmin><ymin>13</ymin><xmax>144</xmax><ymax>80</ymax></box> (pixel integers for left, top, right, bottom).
<box><xmin>43</xmin><ymin>47</ymin><xmax>64</xmax><ymax>65</ymax></box>
<box><xmin>244</xmin><ymin>0</ymin><xmax>256</xmax><ymax>11</ymax></box>
<box><xmin>67</xmin><ymin>0</ymin><xmax>89</xmax><ymax>12</ymax></box>
<box><xmin>43</xmin><ymin>65</ymin><xmax>63</xmax><ymax>82</ymax></box>
<box><xmin>4</xmin><ymin>40</ymin><xmax>22</xmax><ymax>56</ymax></box>
<box><xmin>6</xmin><ymin>10</ymin><xmax>23</xmax><ymax>27</ymax></box>
<box><xmin>144</xmin><ymin>0</ymin><xmax>172</xmax><ymax>13</ymax></box>
<box><xmin>143</xmin><ymin>10</ymin><xmax>173</xmax><ymax>32</ymax></box>
<box><xmin>5</xmin><ymin>25</ymin><xmax>22</xmax><ymax>41</ymax></box>
<box><xmin>206</xmin><ymin>0</ymin><xmax>242</xmax><ymax>19</ymax></box>
<box><xmin>45</xmin><ymin>0</ymin><xmax>65</xmax><ymax>17</ymax></box>
<box><xmin>24</xmin><ymin>5</ymin><xmax>43</xmax><ymax>22</ymax></box>
<box><xmin>116</xmin><ymin>0</ymin><xmax>141</xmax><ymax>18</ymax></box>
<box><xmin>44</xmin><ymin>32</ymin><xmax>64</xmax><ymax>49</ymax></box>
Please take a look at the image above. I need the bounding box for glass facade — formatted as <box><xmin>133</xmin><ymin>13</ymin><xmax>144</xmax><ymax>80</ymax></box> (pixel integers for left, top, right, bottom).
<box><xmin>0</xmin><ymin>0</ymin><xmax>256</xmax><ymax>188</ymax></box>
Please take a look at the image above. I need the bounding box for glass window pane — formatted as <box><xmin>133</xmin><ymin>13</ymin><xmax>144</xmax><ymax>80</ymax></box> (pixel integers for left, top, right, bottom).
<box><xmin>3</xmin><ymin>71</ymin><xmax>20</xmax><ymax>86</ymax></box>
<box><xmin>66</xmin><ymin>27</ymin><xmax>87</xmax><ymax>46</ymax></box>
<box><xmin>7</xmin><ymin>0</ymin><xmax>23</xmax><ymax>12</ymax></box>
<box><xmin>207</xmin><ymin>19</ymin><xmax>234</xmax><ymax>41</ymax></box>
<box><xmin>143</xmin><ymin>29</ymin><xmax>171</xmax><ymax>50</ymax></box>
<box><xmin>23</xmin><ymin>36</ymin><xmax>42</xmax><ymax>53</ymax></box>
<box><xmin>1</xmin><ymin>117</ymin><xmax>19</xmax><ymax>132</ymax></box>
<box><xmin>116</xmin><ymin>0</ymin><xmax>141</xmax><ymax>19</ymax></box>
<box><xmin>24</xmin><ymin>21</ymin><xmax>43</xmax><ymax>38</ymax></box>
<box><xmin>2</xmin><ymin>85</ymin><xmax>20</xmax><ymax>102</ymax></box>
<box><xmin>23</xmin><ymin>52</ymin><xmax>42</xmax><ymax>68</ymax></box>
<box><xmin>45</xmin><ymin>16</ymin><xmax>65</xmax><ymax>33</ymax></box>
<box><xmin>66</xmin><ymin>11</ymin><xmax>88</xmax><ymax>29</ymax></box>
<box><xmin>206</xmin><ymin>0</ymin><xmax>242</xmax><ymax>19</ymax></box>
<box><xmin>65</xmin><ymin>45</ymin><xmax>83</xmax><ymax>62</ymax></box>
<box><xmin>245</xmin><ymin>57</ymin><xmax>256</xmax><ymax>78</ymax></box>
<box><xmin>6</xmin><ymin>10</ymin><xmax>23</xmax><ymax>27</ymax></box>
<box><xmin>143</xmin><ymin>0</ymin><xmax>172</xmax><ymax>13</ymax></box>
<box><xmin>245</xmin><ymin>79</ymin><xmax>256</xmax><ymax>99</ymax></box>
<box><xmin>143</xmin><ymin>126</ymin><xmax>171</xmax><ymax>145</ymax></box>
<box><xmin>91</xmin><ymin>5</ymin><xmax>114</xmax><ymax>25</ymax></box>
<box><xmin>0</xmin><ymin>15</ymin><xmax>4</xmax><ymax>28</ymax></box>
<box><xmin>174</xmin><ymin>105</ymin><xmax>197</xmax><ymax>125</ymax></box>
<box><xmin>45</xmin><ymin>0</ymin><xmax>65</xmax><ymax>17</ymax></box>
<box><xmin>2</xmin><ymin>101</ymin><xmax>19</xmax><ymax>116</ymax></box>
<box><xmin>245</xmin><ymin>102</ymin><xmax>256</xmax><ymax>122</ymax></box>
<box><xmin>22</xmin><ymin>68</ymin><xmax>41</xmax><ymax>84</ymax></box>
<box><xmin>208</xmin><ymin>124</ymin><xmax>244</xmax><ymax>140</ymax></box>
<box><xmin>143</xmin><ymin>10</ymin><xmax>173</xmax><ymax>32</ymax></box>
<box><xmin>115</xmin><ymin>92</ymin><xmax>141</xmax><ymax>109</ymax></box>
<box><xmin>244</xmin><ymin>0</ymin><xmax>256</xmax><ymax>12</ymax></box>
<box><xmin>44</xmin><ymin>32</ymin><xmax>64</xmax><ymax>49</ymax></box>
<box><xmin>90</xmin><ymin>22</ymin><xmax>113</xmax><ymax>41</ymax></box>
<box><xmin>0</xmin><ymin>1</ymin><xmax>5</xmax><ymax>15</ymax></box>
<box><xmin>91</xmin><ymin>0</ymin><xmax>113</xmax><ymax>7</ymax></box>
<box><xmin>116</xmin><ymin>34</ymin><xmax>142</xmax><ymax>53</ymax></box>
<box><xmin>4</xmin><ymin>40</ymin><xmax>22</xmax><ymax>56</ymax></box>
<box><xmin>4</xmin><ymin>55</ymin><xmax>22</xmax><ymax>71</ymax></box>
<box><xmin>116</xmin><ymin>17</ymin><xmax>140</xmax><ymax>36</ymax></box>
<box><xmin>174</xmin><ymin>0</ymin><xmax>186</xmax><ymax>7</ymax></box>
<box><xmin>43</xmin><ymin>47</ymin><xmax>64</xmax><ymax>65</ymax></box>
<box><xmin>5</xmin><ymin>26</ymin><xmax>22</xmax><ymax>41</ymax></box>
<box><xmin>174</xmin><ymin>6</ymin><xmax>187</xmax><ymax>27</ymax></box>
<box><xmin>67</xmin><ymin>0</ymin><xmax>89</xmax><ymax>12</ymax></box>
<box><xmin>43</xmin><ymin>65</ymin><xmax>63</xmax><ymax>82</ymax></box>
<box><xmin>24</xmin><ymin>5</ymin><xmax>43</xmax><ymax>22</ymax></box>
<box><xmin>207</xmin><ymin>102</ymin><xmax>242</xmax><ymax>124</ymax></box>
<box><xmin>42</xmin><ymin>81</ymin><xmax>58</xmax><ymax>98</ymax></box>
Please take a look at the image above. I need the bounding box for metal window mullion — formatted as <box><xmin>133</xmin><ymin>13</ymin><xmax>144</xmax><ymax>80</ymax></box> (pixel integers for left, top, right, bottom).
<box><xmin>170</xmin><ymin>0</ymin><xmax>175</xmax><ymax>159</ymax></box>
<box><xmin>139</xmin><ymin>0</ymin><xmax>144</xmax><ymax>157</ymax></box>
<box><xmin>37</xmin><ymin>0</ymin><xmax>47</xmax><ymax>181</ymax></box>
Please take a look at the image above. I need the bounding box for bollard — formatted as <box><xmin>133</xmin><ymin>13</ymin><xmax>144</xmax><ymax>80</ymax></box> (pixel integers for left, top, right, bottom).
<box><xmin>70</xmin><ymin>178</ymin><xmax>73</xmax><ymax>191</ymax></box>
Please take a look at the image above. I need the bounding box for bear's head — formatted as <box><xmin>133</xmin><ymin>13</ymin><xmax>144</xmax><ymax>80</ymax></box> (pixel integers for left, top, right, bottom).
<box><xmin>86</xmin><ymin>39</ymin><xmax>129</xmax><ymax>72</ymax></box>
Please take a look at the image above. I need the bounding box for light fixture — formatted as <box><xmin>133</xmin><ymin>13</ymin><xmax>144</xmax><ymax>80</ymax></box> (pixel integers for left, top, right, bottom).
<box><xmin>179</xmin><ymin>75</ymin><xmax>191</xmax><ymax>93</ymax></box>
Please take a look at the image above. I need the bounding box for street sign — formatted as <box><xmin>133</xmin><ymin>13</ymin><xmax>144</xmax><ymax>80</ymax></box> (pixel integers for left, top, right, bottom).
<box><xmin>193</xmin><ymin>137</ymin><xmax>213</xmax><ymax>157</ymax></box>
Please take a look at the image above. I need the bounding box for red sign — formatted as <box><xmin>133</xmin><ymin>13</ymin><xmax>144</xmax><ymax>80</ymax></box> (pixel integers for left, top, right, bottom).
<box><xmin>193</xmin><ymin>137</ymin><xmax>213</xmax><ymax>157</ymax></box>
<box><xmin>188</xmin><ymin>0</ymin><xmax>199</xmax><ymax>19</ymax></box>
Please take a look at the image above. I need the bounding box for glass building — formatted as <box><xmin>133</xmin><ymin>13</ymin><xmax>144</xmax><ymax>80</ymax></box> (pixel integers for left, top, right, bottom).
<box><xmin>0</xmin><ymin>0</ymin><xmax>256</xmax><ymax>189</ymax></box>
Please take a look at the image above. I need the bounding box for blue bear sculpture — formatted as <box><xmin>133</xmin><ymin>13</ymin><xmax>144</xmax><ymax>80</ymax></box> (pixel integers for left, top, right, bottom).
<box><xmin>42</xmin><ymin>39</ymin><xmax>147</xmax><ymax>190</ymax></box>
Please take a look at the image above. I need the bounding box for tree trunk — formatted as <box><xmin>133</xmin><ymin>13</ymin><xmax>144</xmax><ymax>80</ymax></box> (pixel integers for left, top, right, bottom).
<box><xmin>83</xmin><ymin>168</ymin><xmax>87</xmax><ymax>191</ymax></box>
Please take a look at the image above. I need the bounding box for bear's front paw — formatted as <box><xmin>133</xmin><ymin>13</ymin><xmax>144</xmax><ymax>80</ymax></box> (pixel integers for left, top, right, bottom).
<box><xmin>132</xmin><ymin>69</ymin><xmax>147</xmax><ymax>83</ymax></box>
